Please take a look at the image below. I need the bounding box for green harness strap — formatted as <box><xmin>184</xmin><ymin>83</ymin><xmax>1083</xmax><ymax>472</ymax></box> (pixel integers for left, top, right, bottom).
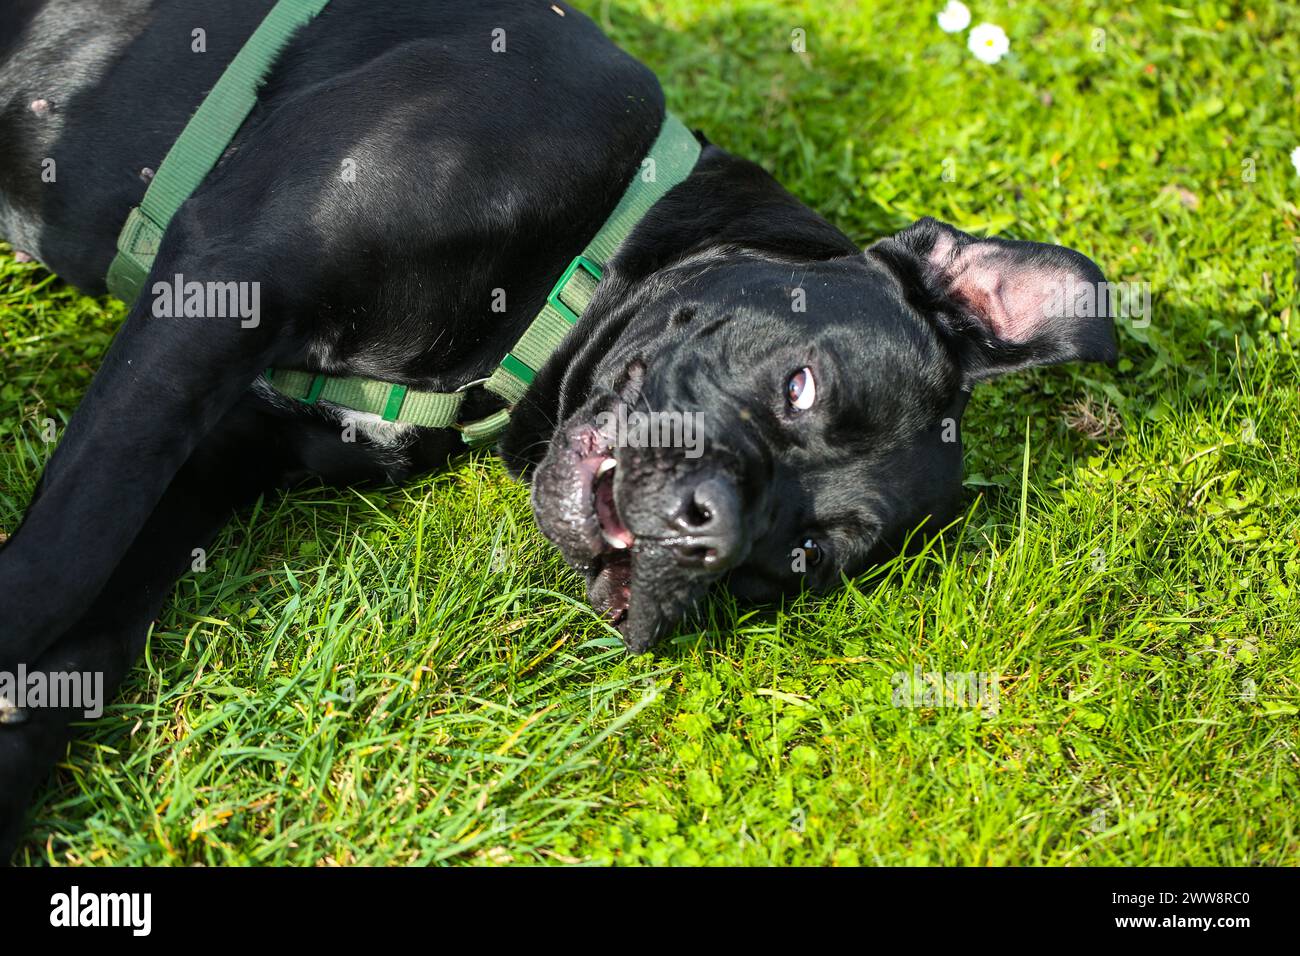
<box><xmin>106</xmin><ymin>0</ymin><xmax>701</xmax><ymax>446</ymax></box>
<box><xmin>106</xmin><ymin>0</ymin><xmax>333</xmax><ymax>300</ymax></box>
<box><xmin>269</xmin><ymin>112</ymin><xmax>698</xmax><ymax>441</ymax></box>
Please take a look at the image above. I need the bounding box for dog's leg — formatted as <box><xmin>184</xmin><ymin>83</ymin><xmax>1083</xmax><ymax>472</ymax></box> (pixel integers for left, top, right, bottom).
<box><xmin>0</xmin><ymin>402</ymin><xmax>289</xmax><ymax>860</ymax></box>
<box><xmin>0</xmin><ymin>223</ymin><xmax>299</xmax><ymax>666</ymax></box>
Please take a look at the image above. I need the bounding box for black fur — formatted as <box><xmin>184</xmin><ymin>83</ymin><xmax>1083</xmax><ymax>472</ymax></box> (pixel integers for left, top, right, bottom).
<box><xmin>0</xmin><ymin>0</ymin><xmax>1116</xmax><ymax>858</ymax></box>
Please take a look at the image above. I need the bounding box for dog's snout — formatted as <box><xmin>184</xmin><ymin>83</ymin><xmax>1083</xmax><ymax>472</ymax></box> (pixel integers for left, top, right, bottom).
<box><xmin>671</xmin><ymin>475</ymin><xmax>743</xmax><ymax>570</ymax></box>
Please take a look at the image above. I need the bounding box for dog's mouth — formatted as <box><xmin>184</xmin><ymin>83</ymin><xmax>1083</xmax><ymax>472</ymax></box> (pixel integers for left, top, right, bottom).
<box><xmin>592</xmin><ymin>454</ymin><xmax>634</xmax><ymax>553</ymax></box>
<box><xmin>584</xmin><ymin>448</ymin><xmax>635</xmax><ymax>626</ymax></box>
<box><xmin>531</xmin><ymin>413</ymin><xmax>712</xmax><ymax>653</ymax></box>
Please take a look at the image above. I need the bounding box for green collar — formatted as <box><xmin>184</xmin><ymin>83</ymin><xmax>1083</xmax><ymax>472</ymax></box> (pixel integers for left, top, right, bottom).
<box><xmin>263</xmin><ymin>112</ymin><xmax>700</xmax><ymax>444</ymax></box>
<box><xmin>104</xmin><ymin>0</ymin><xmax>701</xmax><ymax>445</ymax></box>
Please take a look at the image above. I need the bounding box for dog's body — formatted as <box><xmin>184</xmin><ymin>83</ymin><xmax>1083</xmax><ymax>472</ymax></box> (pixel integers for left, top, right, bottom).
<box><xmin>0</xmin><ymin>0</ymin><xmax>1117</xmax><ymax>857</ymax></box>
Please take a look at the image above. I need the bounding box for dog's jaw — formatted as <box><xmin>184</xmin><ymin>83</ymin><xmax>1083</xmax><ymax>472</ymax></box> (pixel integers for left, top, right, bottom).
<box><xmin>529</xmin><ymin>406</ymin><xmax>711</xmax><ymax>653</ymax></box>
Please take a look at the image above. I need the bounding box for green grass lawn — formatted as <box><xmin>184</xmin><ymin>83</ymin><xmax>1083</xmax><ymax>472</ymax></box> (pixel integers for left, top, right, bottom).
<box><xmin>1</xmin><ymin>0</ymin><xmax>1297</xmax><ymax>865</ymax></box>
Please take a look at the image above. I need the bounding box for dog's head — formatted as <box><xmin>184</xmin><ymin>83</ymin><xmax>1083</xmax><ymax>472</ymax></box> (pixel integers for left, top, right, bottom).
<box><xmin>515</xmin><ymin>209</ymin><xmax>1116</xmax><ymax>653</ymax></box>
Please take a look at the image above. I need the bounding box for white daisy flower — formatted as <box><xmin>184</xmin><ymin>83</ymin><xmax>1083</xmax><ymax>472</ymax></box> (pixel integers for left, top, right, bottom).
<box><xmin>968</xmin><ymin>22</ymin><xmax>1010</xmax><ymax>64</ymax></box>
<box><xmin>1292</xmin><ymin>146</ymin><xmax>1300</xmax><ymax>176</ymax></box>
<box><xmin>936</xmin><ymin>1</ymin><xmax>971</xmax><ymax>33</ymax></box>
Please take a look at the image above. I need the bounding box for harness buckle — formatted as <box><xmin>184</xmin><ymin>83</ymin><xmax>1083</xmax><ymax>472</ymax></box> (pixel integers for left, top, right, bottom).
<box><xmin>546</xmin><ymin>255</ymin><xmax>603</xmax><ymax>326</ymax></box>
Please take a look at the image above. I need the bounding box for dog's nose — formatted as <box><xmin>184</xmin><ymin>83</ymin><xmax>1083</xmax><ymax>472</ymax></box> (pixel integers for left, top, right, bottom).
<box><xmin>671</xmin><ymin>475</ymin><xmax>743</xmax><ymax>570</ymax></box>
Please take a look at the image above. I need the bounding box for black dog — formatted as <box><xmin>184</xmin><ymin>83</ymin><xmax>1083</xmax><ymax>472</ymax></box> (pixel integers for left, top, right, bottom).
<box><xmin>0</xmin><ymin>0</ymin><xmax>1116</xmax><ymax>857</ymax></box>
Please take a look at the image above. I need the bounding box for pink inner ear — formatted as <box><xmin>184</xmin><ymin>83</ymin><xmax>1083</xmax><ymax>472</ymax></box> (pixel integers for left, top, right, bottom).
<box><xmin>928</xmin><ymin>230</ymin><xmax>958</xmax><ymax>266</ymax></box>
<box><xmin>941</xmin><ymin>244</ymin><xmax>1077</xmax><ymax>345</ymax></box>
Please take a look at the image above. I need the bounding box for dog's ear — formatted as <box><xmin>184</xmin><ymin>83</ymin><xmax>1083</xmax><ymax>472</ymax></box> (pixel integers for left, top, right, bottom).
<box><xmin>869</xmin><ymin>217</ymin><xmax>1118</xmax><ymax>385</ymax></box>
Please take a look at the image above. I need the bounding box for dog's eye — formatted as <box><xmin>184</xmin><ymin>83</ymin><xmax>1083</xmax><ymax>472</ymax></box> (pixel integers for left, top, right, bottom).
<box><xmin>786</xmin><ymin>367</ymin><xmax>816</xmax><ymax>411</ymax></box>
<box><xmin>799</xmin><ymin>537</ymin><xmax>823</xmax><ymax>566</ymax></box>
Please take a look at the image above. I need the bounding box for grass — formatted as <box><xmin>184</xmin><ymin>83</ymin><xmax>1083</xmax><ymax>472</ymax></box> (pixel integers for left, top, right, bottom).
<box><xmin>1</xmin><ymin>0</ymin><xmax>1297</xmax><ymax>866</ymax></box>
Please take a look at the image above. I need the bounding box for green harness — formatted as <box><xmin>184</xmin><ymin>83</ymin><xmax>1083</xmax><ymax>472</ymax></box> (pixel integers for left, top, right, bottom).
<box><xmin>106</xmin><ymin>0</ymin><xmax>700</xmax><ymax>445</ymax></box>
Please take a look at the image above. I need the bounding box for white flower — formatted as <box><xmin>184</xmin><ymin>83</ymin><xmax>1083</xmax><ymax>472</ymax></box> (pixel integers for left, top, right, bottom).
<box><xmin>968</xmin><ymin>22</ymin><xmax>1010</xmax><ymax>64</ymax></box>
<box><xmin>1292</xmin><ymin>146</ymin><xmax>1300</xmax><ymax>177</ymax></box>
<box><xmin>936</xmin><ymin>1</ymin><xmax>971</xmax><ymax>33</ymax></box>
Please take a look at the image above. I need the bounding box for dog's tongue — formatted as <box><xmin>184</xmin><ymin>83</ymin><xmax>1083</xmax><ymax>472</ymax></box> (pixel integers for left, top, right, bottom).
<box><xmin>593</xmin><ymin>462</ymin><xmax>633</xmax><ymax>549</ymax></box>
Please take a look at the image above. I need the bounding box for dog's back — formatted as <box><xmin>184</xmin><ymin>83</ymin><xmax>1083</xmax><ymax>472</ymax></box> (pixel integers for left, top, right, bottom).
<box><xmin>0</xmin><ymin>0</ymin><xmax>659</xmax><ymax>290</ymax></box>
